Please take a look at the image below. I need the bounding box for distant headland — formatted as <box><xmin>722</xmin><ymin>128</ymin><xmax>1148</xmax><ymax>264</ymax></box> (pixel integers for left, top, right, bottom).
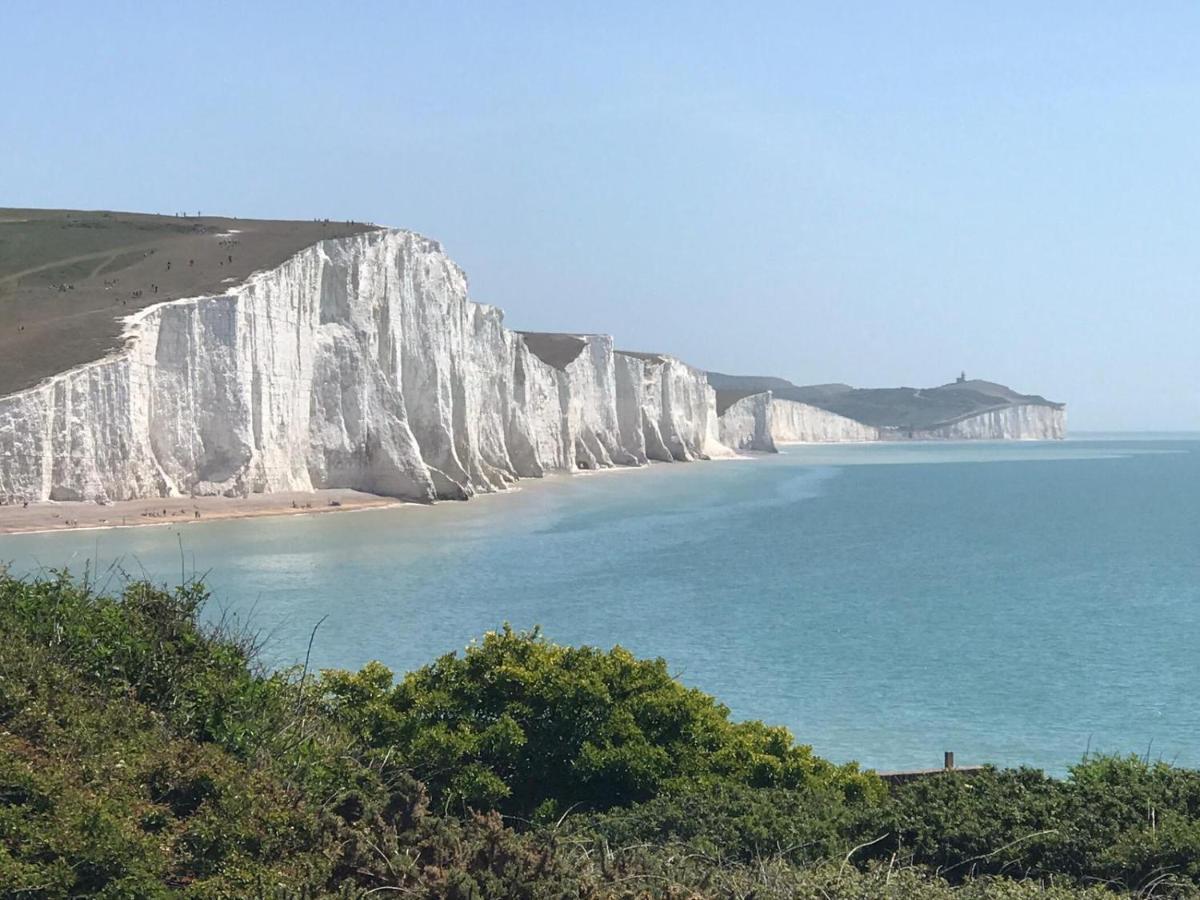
<box><xmin>708</xmin><ymin>371</ymin><xmax>1065</xmax><ymax>445</ymax></box>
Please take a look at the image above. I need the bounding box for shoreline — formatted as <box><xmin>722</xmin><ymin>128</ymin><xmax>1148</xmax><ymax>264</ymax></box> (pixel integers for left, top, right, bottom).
<box><xmin>0</xmin><ymin>489</ymin><xmax>408</xmax><ymax>536</ymax></box>
<box><xmin>3</xmin><ymin>439</ymin><xmax>1124</xmax><ymax>538</ymax></box>
<box><xmin>0</xmin><ymin>454</ymin><xmax>766</xmax><ymax>536</ymax></box>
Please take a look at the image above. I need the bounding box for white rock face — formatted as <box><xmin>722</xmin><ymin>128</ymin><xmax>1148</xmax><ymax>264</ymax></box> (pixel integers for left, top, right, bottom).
<box><xmin>0</xmin><ymin>230</ymin><xmax>731</xmax><ymax>503</ymax></box>
<box><xmin>756</xmin><ymin>397</ymin><xmax>1063</xmax><ymax>444</ymax></box>
<box><xmin>887</xmin><ymin>404</ymin><xmax>1067</xmax><ymax>441</ymax></box>
<box><xmin>718</xmin><ymin>393</ymin><xmax>776</xmax><ymax>452</ymax></box>
<box><xmin>613</xmin><ymin>353</ymin><xmax>729</xmax><ymax>462</ymax></box>
<box><xmin>770</xmin><ymin>399</ymin><xmax>881</xmax><ymax>443</ymax></box>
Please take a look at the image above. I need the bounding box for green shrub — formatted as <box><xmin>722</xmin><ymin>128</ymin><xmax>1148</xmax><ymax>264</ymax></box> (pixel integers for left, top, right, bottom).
<box><xmin>865</xmin><ymin>758</ymin><xmax>1200</xmax><ymax>891</ymax></box>
<box><xmin>580</xmin><ymin>779</ymin><xmax>872</xmax><ymax>865</ymax></box>
<box><xmin>320</xmin><ymin>624</ymin><xmax>882</xmax><ymax>817</ymax></box>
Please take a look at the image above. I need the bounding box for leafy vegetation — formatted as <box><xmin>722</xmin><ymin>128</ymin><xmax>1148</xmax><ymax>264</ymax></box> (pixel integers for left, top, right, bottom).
<box><xmin>321</xmin><ymin>625</ymin><xmax>880</xmax><ymax>818</ymax></box>
<box><xmin>869</xmin><ymin>758</ymin><xmax>1200</xmax><ymax>886</ymax></box>
<box><xmin>1</xmin><ymin>570</ymin><xmax>1199</xmax><ymax>897</ymax></box>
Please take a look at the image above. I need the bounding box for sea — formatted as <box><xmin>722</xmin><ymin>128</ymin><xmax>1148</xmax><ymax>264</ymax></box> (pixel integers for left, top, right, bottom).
<box><xmin>3</xmin><ymin>435</ymin><xmax>1198</xmax><ymax>775</ymax></box>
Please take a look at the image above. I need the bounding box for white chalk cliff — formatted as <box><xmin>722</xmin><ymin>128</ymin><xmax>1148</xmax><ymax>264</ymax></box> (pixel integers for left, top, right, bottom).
<box><xmin>717</xmin><ymin>393</ymin><xmax>776</xmax><ymax>452</ymax></box>
<box><xmin>0</xmin><ymin>227</ymin><xmax>1071</xmax><ymax>504</ymax></box>
<box><xmin>769</xmin><ymin>398</ymin><xmax>881</xmax><ymax>443</ymax></box>
<box><xmin>882</xmin><ymin>404</ymin><xmax>1067</xmax><ymax>441</ymax></box>
<box><xmin>715</xmin><ymin>394</ymin><xmax>1064</xmax><ymax>448</ymax></box>
<box><xmin>0</xmin><ymin>230</ymin><xmax>729</xmax><ymax>503</ymax></box>
<box><xmin>714</xmin><ymin>394</ymin><xmax>880</xmax><ymax>449</ymax></box>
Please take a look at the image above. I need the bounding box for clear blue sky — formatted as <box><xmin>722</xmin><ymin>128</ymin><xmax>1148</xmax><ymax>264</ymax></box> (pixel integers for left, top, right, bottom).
<box><xmin>3</xmin><ymin>2</ymin><xmax>1198</xmax><ymax>430</ymax></box>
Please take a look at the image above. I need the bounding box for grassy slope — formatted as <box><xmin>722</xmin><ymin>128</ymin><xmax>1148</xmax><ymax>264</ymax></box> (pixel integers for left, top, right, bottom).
<box><xmin>0</xmin><ymin>208</ymin><xmax>376</xmax><ymax>396</ymax></box>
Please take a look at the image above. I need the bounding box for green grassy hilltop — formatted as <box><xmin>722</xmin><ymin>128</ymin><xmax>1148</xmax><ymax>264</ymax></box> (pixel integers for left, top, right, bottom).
<box><xmin>1</xmin><ymin>570</ymin><xmax>1197</xmax><ymax>898</ymax></box>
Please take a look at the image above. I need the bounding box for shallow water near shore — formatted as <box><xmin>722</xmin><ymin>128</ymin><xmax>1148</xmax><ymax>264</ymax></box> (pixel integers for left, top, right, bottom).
<box><xmin>3</xmin><ymin>436</ymin><xmax>1198</xmax><ymax>775</ymax></box>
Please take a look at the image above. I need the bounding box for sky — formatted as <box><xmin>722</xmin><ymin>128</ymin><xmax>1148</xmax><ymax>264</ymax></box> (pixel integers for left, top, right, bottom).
<box><xmin>2</xmin><ymin>2</ymin><xmax>1198</xmax><ymax>430</ymax></box>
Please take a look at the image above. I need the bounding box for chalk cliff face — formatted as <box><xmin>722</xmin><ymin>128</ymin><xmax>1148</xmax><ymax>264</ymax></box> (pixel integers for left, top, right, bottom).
<box><xmin>709</xmin><ymin>372</ymin><xmax>1066</xmax><ymax>443</ymax></box>
<box><xmin>886</xmin><ymin>404</ymin><xmax>1067</xmax><ymax>441</ymax></box>
<box><xmin>770</xmin><ymin>398</ymin><xmax>880</xmax><ymax>443</ymax></box>
<box><xmin>613</xmin><ymin>353</ymin><xmax>728</xmax><ymax>463</ymax></box>
<box><xmin>714</xmin><ymin>394</ymin><xmax>1064</xmax><ymax>446</ymax></box>
<box><xmin>716</xmin><ymin>393</ymin><xmax>879</xmax><ymax>449</ymax></box>
<box><xmin>0</xmin><ymin>226</ymin><xmax>1071</xmax><ymax>504</ymax></box>
<box><xmin>0</xmin><ymin>230</ymin><xmax>728</xmax><ymax>503</ymax></box>
<box><xmin>718</xmin><ymin>393</ymin><xmax>776</xmax><ymax>452</ymax></box>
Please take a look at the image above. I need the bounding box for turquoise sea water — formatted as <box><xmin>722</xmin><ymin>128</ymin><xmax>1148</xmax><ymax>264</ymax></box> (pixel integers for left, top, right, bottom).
<box><xmin>3</xmin><ymin>436</ymin><xmax>1198</xmax><ymax>774</ymax></box>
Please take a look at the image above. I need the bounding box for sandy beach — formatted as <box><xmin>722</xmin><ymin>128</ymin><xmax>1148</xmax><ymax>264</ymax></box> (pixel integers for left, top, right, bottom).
<box><xmin>0</xmin><ymin>453</ymin><xmax>767</xmax><ymax>537</ymax></box>
<box><xmin>0</xmin><ymin>489</ymin><xmax>405</xmax><ymax>535</ymax></box>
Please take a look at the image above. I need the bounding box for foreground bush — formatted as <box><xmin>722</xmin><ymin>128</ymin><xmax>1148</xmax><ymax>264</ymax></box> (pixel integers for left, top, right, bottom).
<box><xmin>868</xmin><ymin>757</ymin><xmax>1200</xmax><ymax>887</ymax></box>
<box><xmin>320</xmin><ymin>624</ymin><xmax>882</xmax><ymax>818</ymax></box>
<box><xmin>2</xmin><ymin>570</ymin><xmax>1199</xmax><ymax>898</ymax></box>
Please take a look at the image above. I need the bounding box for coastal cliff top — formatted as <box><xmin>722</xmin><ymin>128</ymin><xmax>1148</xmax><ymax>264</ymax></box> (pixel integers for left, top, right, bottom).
<box><xmin>709</xmin><ymin>372</ymin><xmax>1063</xmax><ymax>427</ymax></box>
<box><xmin>0</xmin><ymin>208</ymin><xmax>378</xmax><ymax>396</ymax></box>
